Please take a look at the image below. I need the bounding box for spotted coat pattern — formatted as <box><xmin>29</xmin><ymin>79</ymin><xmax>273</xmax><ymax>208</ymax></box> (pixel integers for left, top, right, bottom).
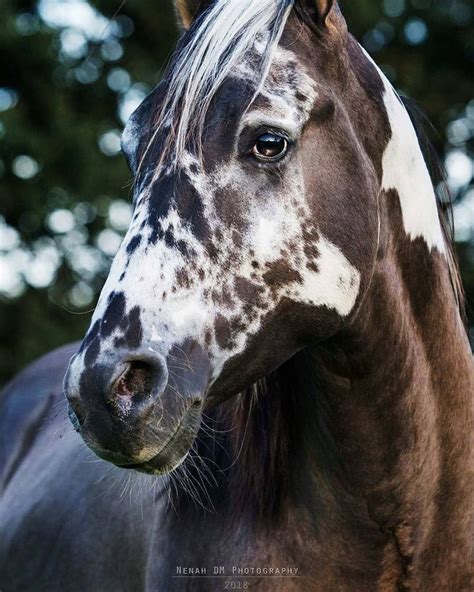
<box><xmin>72</xmin><ymin>41</ymin><xmax>361</xmax><ymax>386</ymax></box>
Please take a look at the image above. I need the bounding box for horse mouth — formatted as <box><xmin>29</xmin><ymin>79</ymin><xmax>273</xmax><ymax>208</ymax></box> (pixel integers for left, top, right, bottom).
<box><xmin>117</xmin><ymin>400</ymin><xmax>202</xmax><ymax>475</ymax></box>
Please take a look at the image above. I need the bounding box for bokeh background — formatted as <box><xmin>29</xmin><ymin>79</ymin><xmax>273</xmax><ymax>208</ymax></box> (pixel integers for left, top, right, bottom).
<box><xmin>0</xmin><ymin>0</ymin><xmax>473</xmax><ymax>384</ymax></box>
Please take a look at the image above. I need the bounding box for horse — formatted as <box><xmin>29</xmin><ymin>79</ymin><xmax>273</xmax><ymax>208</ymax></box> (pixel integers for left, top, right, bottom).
<box><xmin>1</xmin><ymin>1</ymin><xmax>472</xmax><ymax>590</ymax></box>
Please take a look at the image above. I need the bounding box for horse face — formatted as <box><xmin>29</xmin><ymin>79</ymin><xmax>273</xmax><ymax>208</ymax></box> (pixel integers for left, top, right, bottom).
<box><xmin>65</xmin><ymin>8</ymin><xmax>380</xmax><ymax>474</ymax></box>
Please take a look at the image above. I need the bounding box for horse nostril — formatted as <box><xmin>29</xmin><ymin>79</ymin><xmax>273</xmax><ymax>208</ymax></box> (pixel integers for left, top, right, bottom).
<box><xmin>108</xmin><ymin>359</ymin><xmax>165</xmax><ymax>412</ymax></box>
<box><xmin>116</xmin><ymin>361</ymin><xmax>153</xmax><ymax>398</ymax></box>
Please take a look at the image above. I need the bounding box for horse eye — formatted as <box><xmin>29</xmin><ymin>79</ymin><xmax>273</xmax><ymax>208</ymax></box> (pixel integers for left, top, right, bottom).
<box><xmin>252</xmin><ymin>133</ymin><xmax>288</xmax><ymax>161</ymax></box>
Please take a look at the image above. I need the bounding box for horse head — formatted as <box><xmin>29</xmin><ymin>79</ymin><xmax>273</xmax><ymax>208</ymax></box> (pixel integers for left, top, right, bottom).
<box><xmin>65</xmin><ymin>0</ymin><xmax>413</xmax><ymax>474</ymax></box>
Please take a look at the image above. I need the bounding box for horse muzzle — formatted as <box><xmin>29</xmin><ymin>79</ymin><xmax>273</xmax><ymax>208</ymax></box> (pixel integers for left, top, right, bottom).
<box><xmin>64</xmin><ymin>342</ymin><xmax>209</xmax><ymax>475</ymax></box>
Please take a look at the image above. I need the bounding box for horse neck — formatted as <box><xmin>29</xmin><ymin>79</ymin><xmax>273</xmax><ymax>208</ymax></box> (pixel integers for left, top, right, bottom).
<box><xmin>293</xmin><ymin>207</ymin><xmax>472</xmax><ymax>583</ymax></box>
<box><xmin>188</xmin><ymin>154</ymin><xmax>472</xmax><ymax>575</ymax></box>
<box><xmin>186</xmin><ymin>190</ymin><xmax>472</xmax><ymax>520</ymax></box>
<box><xmin>172</xmin><ymin>210</ymin><xmax>472</xmax><ymax>587</ymax></box>
<box><xmin>311</xmin><ymin>59</ymin><xmax>474</xmax><ymax>554</ymax></box>
<box><xmin>313</xmin><ymin>218</ymin><xmax>473</xmax><ymax>514</ymax></box>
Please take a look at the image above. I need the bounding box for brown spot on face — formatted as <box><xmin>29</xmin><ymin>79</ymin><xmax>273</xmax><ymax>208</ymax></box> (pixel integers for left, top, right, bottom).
<box><xmin>242</xmin><ymin>301</ymin><xmax>260</xmax><ymax>323</ymax></box>
<box><xmin>232</xmin><ymin>229</ymin><xmax>243</xmax><ymax>249</ymax></box>
<box><xmin>101</xmin><ymin>292</ymin><xmax>126</xmax><ymax>338</ymax></box>
<box><xmin>304</xmin><ymin>241</ymin><xmax>319</xmax><ymax>261</ymax></box>
<box><xmin>214</xmin><ymin>313</ymin><xmax>248</xmax><ymax>351</ymax></box>
<box><xmin>176</xmin><ymin>268</ymin><xmax>191</xmax><ymax>289</ymax></box>
<box><xmin>234</xmin><ymin>277</ymin><xmax>265</xmax><ymax>302</ymax></box>
<box><xmin>207</xmin><ymin>241</ymin><xmax>219</xmax><ymax>262</ymax></box>
<box><xmin>84</xmin><ymin>337</ymin><xmax>100</xmax><ymax>366</ymax></box>
<box><xmin>214</xmin><ymin>314</ymin><xmax>233</xmax><ymax>350</ymax></box>
<box><xmin>211</xmin><ymin>285</ymin><xmax>233</xmax><ymax>307</ymax></box>
<box><xmin>213</xmin><ymin>187</ymin><xmax>244</xmax><ymax>226</ymax></box>
<box><xmin>229</xmin><ymin>316</ymin><xmax>247</xmax><ymax>339</ymax></box>
<box><xmin>302</xmin><ymin>224</ymin><xmax>319</xmax><ymax>243</ymax></box>
<box><xmin>122</xmin><ymin>306</ymin><xmax>143</xmax><ymax>349</ymax></box>
<box><xmin>234</xmin><ymin>277</ymin><xmax>267</xmax><ymax>322</ymax></box>
<box><xmin>263</xmin><ymin>259</ymin><xmax>303</xmax><ymax>297</ymax></box>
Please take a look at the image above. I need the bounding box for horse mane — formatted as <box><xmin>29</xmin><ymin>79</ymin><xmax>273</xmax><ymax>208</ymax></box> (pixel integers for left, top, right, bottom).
<box><xmin>401</xmin><ymin>96</ymin><xmax>466</xmax><ymax>322</ymax></box>
<box><xmin>184</xmin><ymin>359</ymin><xmax>297</xmax><ymax>523</ymax></box>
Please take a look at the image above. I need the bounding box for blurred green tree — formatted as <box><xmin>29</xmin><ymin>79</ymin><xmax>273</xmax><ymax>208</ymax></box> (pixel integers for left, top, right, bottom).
<box><xmin>0</xmin><ymin>0</ymin><xmax>473</xmax><ymax>383</ymax></box>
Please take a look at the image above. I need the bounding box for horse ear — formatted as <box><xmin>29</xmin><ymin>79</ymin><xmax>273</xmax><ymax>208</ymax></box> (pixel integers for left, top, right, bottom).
<box><xmin>174</xmin><ymin>0</ymin><xmax>212</xmax><ymax>30</ymax></box>
<box><xmin>297</xmin><ymin>0</ymin><xmax>344</xmax><ymax>30</ymax></box>
<box><xmin>315</xmin><ymin>0</ymin><xmax>336</xmax><ymax>23</ymax></box>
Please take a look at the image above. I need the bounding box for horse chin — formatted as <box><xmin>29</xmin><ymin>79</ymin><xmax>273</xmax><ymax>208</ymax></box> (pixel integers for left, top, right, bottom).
<box><xmin>129</xmin><ymin>451</ymin><xmax>190</xmax><ymax>476</ymax></box>
<box><xmin>117</xmin><ymin>400</ymin><xmax>202</xmax><ymax>476</ymax></box>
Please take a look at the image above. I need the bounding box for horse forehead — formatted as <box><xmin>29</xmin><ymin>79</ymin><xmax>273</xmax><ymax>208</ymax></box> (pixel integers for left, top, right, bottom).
<box><xmin>235</xmin><ymin>44</ymin><xmax>318</xmax><ymax>118</ymax></box>
<box><xmin>128</xmin><ymin>45</ymin><xmax>320</xmax><ymax>257</ymax></box>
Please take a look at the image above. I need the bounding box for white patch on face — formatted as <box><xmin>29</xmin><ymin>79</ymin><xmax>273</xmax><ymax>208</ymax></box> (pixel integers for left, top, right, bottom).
<box><xmin>170</xmin><ymin>298</ymin><xmax>208</xmax><ymax>330</ymax></box>
<box><xmin>150</xmin><ymin>324</ymin><xmax>163</xmax><ymax>343</ymax></box>
<box><xmin>253</xmin><ymin>216</ymin><xmax>281</xmax><ymax>260</ymax></box>
<box><xmin>75</xmin><ymin>44</ymin><xmax>361</xmax><ymax>386</ymax></box>
<box><xmin>293</xmin><ymin>237</ymin><xmax>360</xmax><ymax>316</ymax></box>
<box><xmin>361</xmin><ymin>46</ymin><xmax>445</xmax><ymax>254</ymax></box>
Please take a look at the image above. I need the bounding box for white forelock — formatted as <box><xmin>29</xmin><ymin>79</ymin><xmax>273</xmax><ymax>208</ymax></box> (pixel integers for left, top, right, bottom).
<box><xmin>141</xmin><ymin>0</ymin><xmax>295</xmax><ymax>173</ymax></box>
